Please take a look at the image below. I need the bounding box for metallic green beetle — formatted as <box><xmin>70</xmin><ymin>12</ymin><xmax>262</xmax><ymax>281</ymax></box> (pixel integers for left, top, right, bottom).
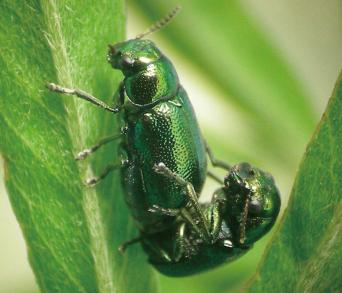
<box><xmin>47</xmin><ymin>8</ymin><xmax>281</xmax><ymax>275</ymax></box>
<box><xmin>47</xmin><ymin>8</ymin><xmax>229</xmax><ymax>242</ymax></box>
<box><xmin>141</xmin><ymin>162</ymin><xmax>281</xmax><ymax>276</ymax></box>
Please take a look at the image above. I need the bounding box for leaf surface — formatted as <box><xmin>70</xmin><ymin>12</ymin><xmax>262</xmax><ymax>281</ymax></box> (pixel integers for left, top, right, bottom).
<box><xmin>0</xmin><ymin>1</ymin><xmax>157</xmax><ymax>292</ymax></box>
<box><xmin>248</xmin><ymin>71</ymin><xmax>342</xmax><ymax>292</ymax></box>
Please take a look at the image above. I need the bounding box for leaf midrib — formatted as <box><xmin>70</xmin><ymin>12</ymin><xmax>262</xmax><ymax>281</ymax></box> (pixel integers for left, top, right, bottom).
<box><xmin>42</xmin><ymin>1</ymin><xmax>116</xmax><ymax>292</ymax></box>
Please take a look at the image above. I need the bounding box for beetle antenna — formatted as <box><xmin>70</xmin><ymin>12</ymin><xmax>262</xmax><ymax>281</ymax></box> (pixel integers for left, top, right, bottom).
<box><xmin>135</xmin><ymin>5</ymin><xmax>181</xmax><ymax>39</ymax></box>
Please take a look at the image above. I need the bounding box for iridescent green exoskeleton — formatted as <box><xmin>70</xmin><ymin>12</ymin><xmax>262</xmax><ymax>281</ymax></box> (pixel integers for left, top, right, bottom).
<box><xmin>47</xmin><ymin>7</ymin><xmax>229</xmax><ymax>241</ymax></box>
<box><xmin>46</xmin><ymin>7</ymin><xmax>281</xmax><ymax>276</ymax></box>
<box><xmin>142</xmin><ymin>162</ymin><xmax>281</xmax><ymax>276</ymax></box>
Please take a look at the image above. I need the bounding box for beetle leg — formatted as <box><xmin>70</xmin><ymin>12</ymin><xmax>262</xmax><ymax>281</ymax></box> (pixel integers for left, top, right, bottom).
<box><xmin>148</xmin><ymin>205</ymin><xmax>179</xmax><ymax>216</ymax></box>
<box><xmin>118</xmin><ymin>234</ymin><xmax>173</xmax><ymax>263</ymax></box>
<box><xmin>143</xmin><ymin>239</ymin><xmax>173</xmax><ymax>263</ymax></box>
<box><xmin>148</xmin><ymin>204</ymin><xmax>208</xmax><ymax>243</ymax></box>
<box><xmin>153</xmin><ymin>163</ymin><xmax>213</xmax><ymax>243</ymax></box>
<box><xmin>119</xmin><ymin>230</ymin><xmax>179</xmax><ymax>263</ymax></box>
<box><xmin>85</xmin><ymin>160</ymin><xmax>128</xmax><ymax>186</ymax></box>
<box><xmin>111</xmin><ymin>81</ymin><xmax>125</xmax><ymax>112</ymax></box>
<box><xmin>118</xmin><ymin>235</ymin><xmax>143</xmax><ymax>253</ymax></box>
<box><xmin>238</xmin><ymin>195</ymin><xmax>250</xmax><ymax>245</ymax></box>
<box><xmin>178</xmin><ymin>208</ymin><xmax>211</xmax><ymax>243</ymax></box>
<box><xmin>205</xmin><ymin>141</ymin><xmax>231</xmax><ymax>171</ymax></box>
<box><xmin>207</xmin><ymin>170</ymin><xmax>223</xmax><ymax>184</ymax></box>
<box><xmin>205</xmin><ymin>195</ymin><xmax>226</xmax><ymax>241</ymax></box>
<box><xmin>173</xmin><ymin>222</ymin><xmax>190</xmax><ymax>262</ymax></box>
<box><xmin>46</xmin><ymin>83</ymin><xmax>119</xmax><ymax>113</ymax></box>
<box><xmin>75</xmin><ymin>134</ymin><xmax>122</xmax><ymax>161</ymax></box>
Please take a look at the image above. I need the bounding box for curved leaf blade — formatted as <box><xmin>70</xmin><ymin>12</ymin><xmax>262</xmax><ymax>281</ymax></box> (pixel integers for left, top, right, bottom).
<box><xmin>248</xmin><ymin>71</ymin><xmax>342</xmax><ymax>292</ymax></box>
<box><xmin>0</xmin><ymin>1</ymin><xmax>157</xmax><ymax>292</ymax></box>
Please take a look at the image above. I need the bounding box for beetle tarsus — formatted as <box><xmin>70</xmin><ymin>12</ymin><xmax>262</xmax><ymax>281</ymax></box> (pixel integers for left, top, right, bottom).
<box><xmin>85</xmin><ymin>177</ymin><xmax>98</xmax><ymax>187</ymax></box>
<box><xmin>75</xmin><ymin>149</ymin><xmax>91</xmax><ymax>161</ymax></box>
<box><xmin>153</xmin><ymin>162</ymin><xmax>167</xmax><ymax>173</ymax></box>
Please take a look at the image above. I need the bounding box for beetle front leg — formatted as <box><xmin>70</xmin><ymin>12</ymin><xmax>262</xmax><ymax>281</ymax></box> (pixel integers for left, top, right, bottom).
<box><xmin>46</xmin><ymin>83</ymin><xmax>118</xmax><ymax>113</ymax></box>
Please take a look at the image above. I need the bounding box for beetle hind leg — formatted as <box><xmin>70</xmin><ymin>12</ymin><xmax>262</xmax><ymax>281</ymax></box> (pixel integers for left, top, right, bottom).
<box><xmin>85</xmin><ymin>160</ymin><xmax>128</xmax><ymax>186</ymax></box>
<box><xmin>118</xmin><ymin>235</ymin><xmax>143</xmax><ymax>253</ymax></box>
<box><xmin>152</xmin><ymin>162</ymin><xmax>213</xmax><ymax>243</ymax></box>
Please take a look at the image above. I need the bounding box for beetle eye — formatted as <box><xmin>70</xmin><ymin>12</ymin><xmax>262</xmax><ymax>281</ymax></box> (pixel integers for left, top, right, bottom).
<box><xmin>248</xmin><ymin>199</ymin><xmax>262</xmax><ymax>215</ymax></box>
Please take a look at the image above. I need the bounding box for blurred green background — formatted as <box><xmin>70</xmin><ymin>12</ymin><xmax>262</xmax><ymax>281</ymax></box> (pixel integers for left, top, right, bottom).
<box><xmin>1</xmin><ymin>0</ymin><xmax>341</xmax><ymax>292</ymax></box>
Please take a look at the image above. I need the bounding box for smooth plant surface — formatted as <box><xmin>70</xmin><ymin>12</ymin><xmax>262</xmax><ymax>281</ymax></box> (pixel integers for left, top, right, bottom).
<box><xmin>248</xmin><ymin>71</ymin><xmax>342</xmax><ymax>292</ymax></box>
<box><xmin>0</xmin><ymin>1</ymin><xmax>157</xmax><ymax>292</ymax></box>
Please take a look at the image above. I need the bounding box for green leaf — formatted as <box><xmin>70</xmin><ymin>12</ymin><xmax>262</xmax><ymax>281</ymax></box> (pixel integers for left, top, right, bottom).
<box><xmin>248</xmin><ymin>71</ymin><xmax>342</xmax><ymax>292</ymax></box>
<box><xmin>128</xmin><ymin>0</ymin><xmax>316</xmax><ymax>169</ymax></box>
<box><xmin>0</xmin><ymin>1</ymin><xmax>157</xmax><ymax>292</ymax></box>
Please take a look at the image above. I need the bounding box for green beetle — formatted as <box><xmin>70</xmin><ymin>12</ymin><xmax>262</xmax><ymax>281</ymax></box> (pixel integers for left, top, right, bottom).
<box><xmin>141</xmin><ymin>162</ymin><xmax>281</xmax><ymax>276</ymax></box>
<box><xmin>47</xmin><ymin>7</ymin><xmax>229</xmax><ymax>242</ymax></box>
<box><xmin>47</xmin><ymin>8</ymin><xmax>281</xmax><ymax>276</ymax></box>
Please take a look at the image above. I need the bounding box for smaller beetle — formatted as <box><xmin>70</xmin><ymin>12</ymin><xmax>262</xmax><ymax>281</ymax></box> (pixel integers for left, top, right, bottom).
<box><xmin>137</xmin><ymin>162</ymin><xmax>281</xmax><ymax>276</ymax></box>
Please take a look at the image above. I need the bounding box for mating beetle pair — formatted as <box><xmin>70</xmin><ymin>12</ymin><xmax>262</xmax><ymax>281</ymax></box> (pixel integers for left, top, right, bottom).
<box><xmin>47</xmin><ymin>7</ymin><xmax>281</xmax><ymax>276</ymax></box>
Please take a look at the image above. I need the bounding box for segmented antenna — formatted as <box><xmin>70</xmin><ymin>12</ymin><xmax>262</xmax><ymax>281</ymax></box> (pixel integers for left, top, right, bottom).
<box><xmin>135</xmin><ymin>5</ymin><xmax>181</xmax><ymax>39</ymax></box>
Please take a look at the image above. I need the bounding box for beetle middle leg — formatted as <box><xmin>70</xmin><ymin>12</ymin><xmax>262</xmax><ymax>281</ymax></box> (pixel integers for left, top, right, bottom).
<box><xmin>75</xmin><ymin>133</ymin><xmax>122</xmax><ymax>160</ymax></box>
<box><xmin>207</xmin><ymin>170</ymin><xmax>223</xmax><ymax>184</ymax></box>
<box><xmin>205</xmin><ymin>141</ymin><xmax>231</xmax><ymax>171</ymax></box>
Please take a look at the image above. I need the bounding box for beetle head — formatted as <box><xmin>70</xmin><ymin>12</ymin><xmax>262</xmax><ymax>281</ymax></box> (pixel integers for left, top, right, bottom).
<box><xmin>223</xmin><ymin>162</ymin><xmax>281</xmax><ymax>246</ymax></box>
<box><xmin>107</xmin><ymin>39</ymin><xmax>162</xmax><ymax>75</ymax></box>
